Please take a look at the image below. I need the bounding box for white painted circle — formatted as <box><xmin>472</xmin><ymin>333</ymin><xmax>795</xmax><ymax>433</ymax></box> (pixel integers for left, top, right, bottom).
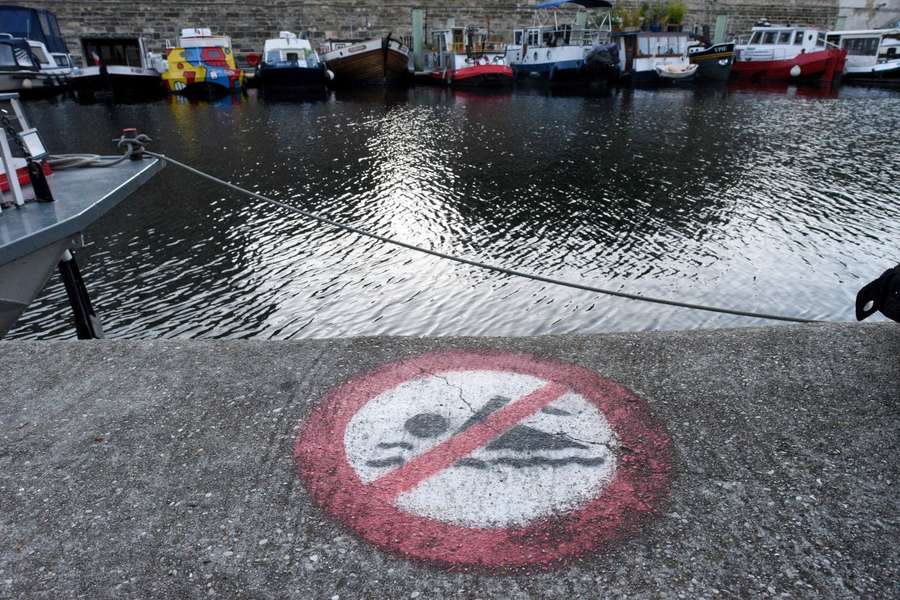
<box><xmin>344</xmin><ymin>369</ymin><xmax>619</xmax><ymax>528</ymax></box>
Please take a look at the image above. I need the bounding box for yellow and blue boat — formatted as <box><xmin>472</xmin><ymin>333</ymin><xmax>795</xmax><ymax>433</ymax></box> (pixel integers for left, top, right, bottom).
<box><xmin>162</xmin><ymin>28</ymin><xmax>244</xmax><ymax>97</ymax></box>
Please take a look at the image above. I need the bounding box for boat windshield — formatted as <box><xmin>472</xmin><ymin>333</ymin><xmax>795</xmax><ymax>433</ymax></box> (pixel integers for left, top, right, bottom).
<box><xmin>29</xmin><ymin>43</ymin><xmax>48</xmax><ymax>64</ymax></box>
<box><xmin>267</xmin><ymin>48</ymin><xmax>319</xmax><ymax>67</ymax></box>
<box><xmin>0</xmin><ymin>42</ymin><xmax>35</xmax><ymax>68</ymax></box>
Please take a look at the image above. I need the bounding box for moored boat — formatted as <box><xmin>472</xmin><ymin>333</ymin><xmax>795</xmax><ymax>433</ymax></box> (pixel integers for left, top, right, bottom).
<box><xmin>257</xmin><ymin>32</ymin><xmax>330</xmax><ymax>93</ymax></box>
<box><xmin>0</xmin><ymin>36</ymin><xmax>61</xmax><ymax>95</ymax></box>
<box><xmin>826</xmin><ymin>28</ymin><xmax>900</xmax><ymax>83</ymax></box>
<box><xmin>687</xmin><ymin>41</ymin><xmax>735</xmax><ymax>80</ymax></box>
<box><xmin>423</xmin><ymin>26</ymin><xmax>514</xmax><ymax>87</ymax></box>
<box><xmin>71</xmin><ymin>37</ymin><xmax>165</xmax><ymax>102</ymax></box>
<box><xmin>320</xmin><ymin>36</ymin><xmax>409</xmax><ymax>85</ymax></box>
<box><xmin>732</xmin><ymin>23</ymin><xmax>846</xmax><ymax>83</ymax></box>
<box><xmin>506</xmin><ymin>0</ymin><xmax>617</xmax><ymax>85</ymax></box>
<box><xmin>0</xmin><ymin>6</ymin><xmax>75</xmax><ymax>79</ymax></box>
<box><xmin>612</xmin><ymin>30</ymin><xmax>696</xmax><ymax>84</ymax></box>
<box><xmin>162</xmin><ymin>28</ymin><xmax>244</xmax><ymax>97</ymax></box>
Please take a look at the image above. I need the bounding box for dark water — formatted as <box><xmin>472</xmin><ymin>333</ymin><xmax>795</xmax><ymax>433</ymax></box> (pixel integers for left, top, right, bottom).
<box><xmin>7</xmin><ymin>83</ymin><xmax>900</xmax><ymax>339</ymax></box>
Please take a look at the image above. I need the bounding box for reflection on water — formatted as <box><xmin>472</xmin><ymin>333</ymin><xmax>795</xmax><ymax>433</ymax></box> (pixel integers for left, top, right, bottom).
<box><xmin>7</xmin><ymin>84</ymin><xmax>900</xmax><ymax>339</ymax></box>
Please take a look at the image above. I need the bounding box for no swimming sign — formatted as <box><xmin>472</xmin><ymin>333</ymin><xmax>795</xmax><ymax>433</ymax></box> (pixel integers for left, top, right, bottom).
<box><xmin>294</xmin><ymin>350</ymin><xmax>672</xmax><ymax>570</ymax></box>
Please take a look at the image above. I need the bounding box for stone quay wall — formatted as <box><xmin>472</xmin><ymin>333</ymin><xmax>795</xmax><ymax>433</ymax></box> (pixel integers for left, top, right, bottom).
<box><xmin>14</xmin><ymin>1</ymin><xmax>846</xmax><ymax>62</ymax></box>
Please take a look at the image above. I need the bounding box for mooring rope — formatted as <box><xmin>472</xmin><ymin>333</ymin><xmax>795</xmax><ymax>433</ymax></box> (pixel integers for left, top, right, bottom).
<box><xmin>136</xmin><ymin>149</ymin><xmax>818</xmax><ymax>324</ymax></box>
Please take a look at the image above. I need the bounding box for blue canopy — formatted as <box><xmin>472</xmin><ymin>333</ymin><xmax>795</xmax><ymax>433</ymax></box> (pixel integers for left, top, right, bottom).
<box><xmin>534</xmin><ymin>0</ymin><xmax>613</xmax><ymax>9</ymax></box>
<box><xmin>0</xmin><ymin>6</ymin><xmax>69</xmax><ymax>54</ymax></box>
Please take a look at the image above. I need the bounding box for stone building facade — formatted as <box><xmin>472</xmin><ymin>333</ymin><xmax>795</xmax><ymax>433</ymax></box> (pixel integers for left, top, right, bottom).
<box><xmin>11</xmin><ymin>0</ymin><xmax>896</xmax><ymax>62</ymax></box>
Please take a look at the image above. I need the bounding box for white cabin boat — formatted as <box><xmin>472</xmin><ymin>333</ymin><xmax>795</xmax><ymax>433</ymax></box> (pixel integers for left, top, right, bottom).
<box><xmin>257</xmin><ymin>32</ymin><xmax>329</xmax><ymax>92</ymax></box>
<box><xmin>732</xmin><ymin>24</ymin><xmax>846</xmax><ymax>83</ymax></box>
<box><xmin>612</xmin><ymin>30</ymin><xmax>696</xmax><ymax>83</ymax></box>
<box><xmin>826</xmin><ymin>28</ymin><xmax>900</xmax><ymax>82</ymax></box>
<box><xmin>506</xmin><ymin>0</ymin><xmax>617</xmax><ymax>83</ymax></box>
<box><xmin>70</xmin><ymin>37</ymin><xmax>165</xmax><ymax>102</ymax></box>
<box><xmin>0</xmin><ymin>35</ymin><xmax>60</xmax><ymax>95</ymax></box>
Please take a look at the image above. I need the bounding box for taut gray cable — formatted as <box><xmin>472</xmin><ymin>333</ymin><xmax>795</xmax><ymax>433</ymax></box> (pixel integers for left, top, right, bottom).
<box><xmin>144</xmin><ymin>150</ymin><xmax>820</xmax><ymax>325</ymax></box>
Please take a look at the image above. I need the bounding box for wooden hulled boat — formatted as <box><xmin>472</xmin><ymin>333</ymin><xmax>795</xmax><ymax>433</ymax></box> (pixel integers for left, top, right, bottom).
<box><xmin>423</xmin><ymin>26</ymin><xmax>514</xmax><ymax>88</ymax></box>
<box><xmin>688</xmin><ymin>42</ymin><xmax>735</xmax><ymax>80</ymax></box>
<box><xmin>733</xmin><ymin>24</ymin><xmax>846</xmax><ymax>83</ymax></box>
<box><xmin>320</xmin><ymin>36</ymin><xmax>409</xmax><ymax>85</ymax></box>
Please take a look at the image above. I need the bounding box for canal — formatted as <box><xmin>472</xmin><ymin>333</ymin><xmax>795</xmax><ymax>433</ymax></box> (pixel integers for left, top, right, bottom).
<box><xmin>7</xmin><ymin>84</ymin><xmax>900</xmax><ymax>339</ymax></box>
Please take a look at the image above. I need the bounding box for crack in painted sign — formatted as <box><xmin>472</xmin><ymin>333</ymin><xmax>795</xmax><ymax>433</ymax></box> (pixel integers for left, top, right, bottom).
<box><xmin>294</xmin><ymin>350</ymin><xmax>672</xmax><ymax>570</ymax></box>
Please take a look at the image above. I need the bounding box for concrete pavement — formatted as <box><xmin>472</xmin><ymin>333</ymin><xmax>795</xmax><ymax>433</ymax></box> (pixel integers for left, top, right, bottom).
<box><xmin>0</xmin><ymin>323</ymin><xmax>897</xmax><ymax>598</ymax></box>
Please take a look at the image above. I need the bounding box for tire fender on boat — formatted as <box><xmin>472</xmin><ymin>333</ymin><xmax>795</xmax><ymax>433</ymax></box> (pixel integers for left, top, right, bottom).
<box><xmin>790</xmin><ymin>64</ymin><xmax>801</xmax><ymax>77</ymax></box>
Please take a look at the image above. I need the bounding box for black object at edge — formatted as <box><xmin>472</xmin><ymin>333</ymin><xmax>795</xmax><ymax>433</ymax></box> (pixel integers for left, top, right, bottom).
<box><xmin>58</xmin><ymin>252</ymin><xmax>104</xmax><ymax>339</ymax></box>
<box><xmin>856</xmin><ymin>264</ymin><xmax>900</xmax><ymax>322</ymax></box>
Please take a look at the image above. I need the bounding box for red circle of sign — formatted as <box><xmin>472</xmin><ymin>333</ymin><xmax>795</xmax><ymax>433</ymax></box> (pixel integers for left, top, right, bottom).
<box><xmin>293</xmin><ymin>350</ymin><xmax>672</xmax><ymax>570</ymax></box>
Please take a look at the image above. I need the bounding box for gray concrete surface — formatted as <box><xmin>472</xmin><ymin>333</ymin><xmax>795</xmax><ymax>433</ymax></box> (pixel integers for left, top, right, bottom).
<box><xmin>0</xmin><ymin>323</ymin><xmax>898</xmax><ymax>599</ymax></box>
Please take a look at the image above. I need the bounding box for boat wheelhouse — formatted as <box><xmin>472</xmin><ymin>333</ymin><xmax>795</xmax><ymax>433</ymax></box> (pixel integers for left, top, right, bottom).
<box><xmin>0</xmin><ymin>35</ymin><xmax>57</xmax><ymax>94</ymax></box>
<box><xmin>505</xmin><ymin>0</ymin><xmax>617</xmax><ymax>84</ymax></box>
<box><xmin>825</xmin><ymin>28</ymin><xmax>900</xmax><ymax>82</ymax></box>
<box><xmin>319</xmin><ymin>35</ymin><xmax>410</xmax><ymax>85</ymax></box>
<box><xmin>0</xmin><ymin>6</ymin><xmax>75</xmax><ymax>74</ymax></box>
<box><xmin>612</xmin><ymin>30</ymin><xmax>697</xmax><ymax>83</ymax></box>
<box><xmin>423</xmin><ymin>26</ymin><xmax>514</xmax><ymax>87</ymax></box>
<box><xmin>257</xmin><ymin>32</ymin><xmax>329</xmax><ymax>92</ymax></box>
<box><xmin>733</xmin><ymin>24</ymin><xmax>846</xmax><ymax>83</ymax></box>
<box><xmin>162</xmin><ymin>28</ymin><xmax>244</xmax><ymax>97</ymax></box>
<box><xmin>71</xmin><ymin>37</ymin><xmax>165</xmax><ymax>102</ymax></box>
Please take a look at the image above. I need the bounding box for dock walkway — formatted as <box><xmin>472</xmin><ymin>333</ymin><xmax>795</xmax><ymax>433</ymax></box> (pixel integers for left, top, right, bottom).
<box><xmin>1</xmin><ymin>323</ymin><xmax>897</xmax><ymax>598</ymax></box>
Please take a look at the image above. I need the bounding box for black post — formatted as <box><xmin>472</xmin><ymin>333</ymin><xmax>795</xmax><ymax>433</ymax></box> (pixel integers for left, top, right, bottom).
<box><xmin>57</xmin><ymin>250</ymin><xmax>104</xmax><ymax>339</ymax></box>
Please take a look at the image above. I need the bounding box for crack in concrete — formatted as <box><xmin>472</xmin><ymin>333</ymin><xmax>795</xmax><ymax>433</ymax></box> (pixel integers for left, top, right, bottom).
<box><xmin>414</xmin><ymin>366</ymin><xmax>615</xmax><ymax>450</ymax></box>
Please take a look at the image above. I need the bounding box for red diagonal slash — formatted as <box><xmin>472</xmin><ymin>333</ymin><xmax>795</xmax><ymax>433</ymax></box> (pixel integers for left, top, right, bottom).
<box><xmin>370</xmin><ymin>381</ymin><xmax>569</xmax><ymax>501</ymax></box>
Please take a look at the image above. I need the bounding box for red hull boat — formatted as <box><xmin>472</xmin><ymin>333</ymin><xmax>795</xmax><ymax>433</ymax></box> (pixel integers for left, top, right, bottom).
<box><xmin>424</xmin><ymin>26</ymin><xmax>514</xmax><ymax>88</ymax></box>
<box><xmin>429</xmin><ymin>63</ymin><xmax>514</xmax><ymax>87</ymax></box>
<box><xmin>734</xmin><ymin>24</ymin><xmax>847</xmax><ymax>84</ymax></box>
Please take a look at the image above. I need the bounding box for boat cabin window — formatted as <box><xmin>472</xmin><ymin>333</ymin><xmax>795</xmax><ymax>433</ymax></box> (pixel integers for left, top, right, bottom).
<box><xmin>527</xmin><ymin>29</ymin><xmax>540</xmax><ymax>46</ymax></box>
<box><xmin>286</xmin><ymin>52</ymin><xmax>299</xmax><ymax>62</ymax></box>
<box><xmin>639</xmin><ymin>35</ymin><xmax>684</xmax><ymax>56</ymax></box>
<box><xmin>514</xmin><ymin>30</ymin><xmax>523</xmax><ymax>45</ymax></box>
<box><xmin>749</xmin><ymin>31</ymin><xmax>761</xmax><ymax>44</ymax></box>
<box><xmin>761</xmin><ymin>31</ymin><xmax>777</xmax><ymax>44</ymax></box>
<box><xmin>37</xmin><ymin>11</ymin><xmax>53</xmax><ymax>37</ymax></box>
<box><xmin>0</xmin><ymin>43</ymin><xmax>36</xmax><ymax>68</ymax></box>
<box><xmin>777</xmin><ymin>31</ymin><xmax>792</xmax><ymax>44</ymax></box>
<box><xmin>816</xmin><ymin>32</ymin><xmax>826</xmax><ymax>47</ymax></box>
<box><xmin>201</xmin><ymin>47</ymin><xmax>227</xmax><ymax>67</ymax></box>
<box><xmin>452</xmin><ymin>28</ymin><xmax>464</xmax><ymax>50</ymax></box>
<box><xmin>83</xmin><ymin>41</ymin><xmax>142</xmax><ymax>67</ymax></box>
<box><xmin>52</xmin><ymin>53</ymin><xmax>70</xmax><ymax>67</ymax></box>
<box><xmin>29</xmin><ymin>44</ymin><xmax>48</xmax><ymax>64</ymax></box>
<box><xmin>843</xmin><ymin>37</ymin><xmax>880</xmax><ymax>56</ymax></box>
<box><xmin>793</xmin><ymin>31</ymin><xmax>805</xmax><ymax>44</ymax></box>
